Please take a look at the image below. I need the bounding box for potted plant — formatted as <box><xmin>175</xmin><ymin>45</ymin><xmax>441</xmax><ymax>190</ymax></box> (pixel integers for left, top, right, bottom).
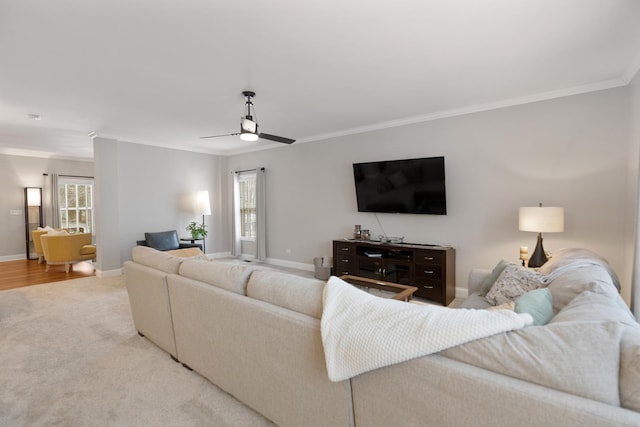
<box><xmin>186</xmin><ymin>221</ymin><xmax>208</xmax><ymax>240</ymax></box>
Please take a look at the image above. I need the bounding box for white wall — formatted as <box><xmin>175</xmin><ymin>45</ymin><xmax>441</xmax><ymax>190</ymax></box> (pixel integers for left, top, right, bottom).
<box><xmin>0</xmin><ymin>153</ymin><xmax>94</xmax><ymax>260</ymax></box>
<box><xmin>228</xmin><ymin>87</ymin><xmax>634</xmax><ymax>302</ymax></box>
<box><xmin>93</xmin><ymin>138</ymin><xmax>228</xmax><ymax>274</ymax></box>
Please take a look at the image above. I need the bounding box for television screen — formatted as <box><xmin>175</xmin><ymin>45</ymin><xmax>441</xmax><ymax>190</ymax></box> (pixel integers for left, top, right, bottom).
<box><xmin>352</xmin><ymin>156</ymin><xmax>446</xmax><ymax>215</ymax></box>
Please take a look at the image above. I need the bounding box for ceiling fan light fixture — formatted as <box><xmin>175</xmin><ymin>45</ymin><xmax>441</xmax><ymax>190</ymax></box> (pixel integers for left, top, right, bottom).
<box><xmin>200</xmin><ymin>90</ymin><xmax>295</xmax><ymax>144</ymax></box>
<box><xmin>240</xmin><ymin>131</ymin><xmax>259</xmax><ymax>142</ymax></box>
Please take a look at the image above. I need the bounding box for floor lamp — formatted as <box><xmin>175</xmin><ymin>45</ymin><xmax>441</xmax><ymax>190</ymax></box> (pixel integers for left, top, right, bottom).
<box><xmin>196</xmin><ymin>190</ymin><xmax>211</xmax><ymax>253</ymax></box>
<box><xmin>519</xmin><ymin>203</ymin><xmax>564</xmax><ymax>268</ymax></box>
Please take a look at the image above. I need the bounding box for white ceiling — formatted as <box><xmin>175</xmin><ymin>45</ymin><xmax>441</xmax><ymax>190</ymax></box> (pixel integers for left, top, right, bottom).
<box><xmin>1</xmin><ymin>0</ymin><xmax>640</xmax><ymax>160</ymax></box>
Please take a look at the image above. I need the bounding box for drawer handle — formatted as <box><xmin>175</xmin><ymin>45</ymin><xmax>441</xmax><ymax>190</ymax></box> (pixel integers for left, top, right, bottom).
<box><xmin>423</xmin><ymin>270</ymin><xmax>434</xmax><ymax>274</ymax></box>
<box><xmin>423</xmin><ymin>256</ymin><xmax>434</xmax><ymax>261</ymax></box>
<box><xmin>423</xmin><ymin>285</ymin><xmax>434</xmax><ymax>289</ymax></box>
<box><xmin>341</xmin><ymin>259</ymin><xmax>349</xmax><ymax>263</ymax></box>
<box><xmin>341</xmin><ymin>271</ymin><xmax>350</xmax><ymax>275</ymax></box>
<box><xmin>341</xmin><ymin>248</ymin><xmax>350</xmax><ymax>251</ymax></box>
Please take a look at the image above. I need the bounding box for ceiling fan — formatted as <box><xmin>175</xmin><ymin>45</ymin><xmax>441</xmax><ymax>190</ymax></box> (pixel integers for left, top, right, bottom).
<box><xmin>200</xmin><ymin>91</ymin><xmax>295</xmax><ymax>144</ymax></box>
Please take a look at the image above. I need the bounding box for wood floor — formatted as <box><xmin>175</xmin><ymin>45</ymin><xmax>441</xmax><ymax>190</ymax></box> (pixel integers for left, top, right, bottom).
<box><xmin>0</xmin><ymin>259</ymin><xmax>96</xmax><ymax>291</ymax></box>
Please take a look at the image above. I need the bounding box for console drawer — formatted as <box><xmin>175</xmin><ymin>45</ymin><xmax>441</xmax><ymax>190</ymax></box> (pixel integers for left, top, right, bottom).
<box><xmin>415</xmin><ymin>264</ymin><xmax>443</xmax><ymax>280</ymax></box>
<box><xmin>414</xmin><ymin>278</ymin><xmax>444</xmax><ymax>301</ymax></box>
<box><xmin>334</xmin><ymin>242</ymin><xmax>356</xmax><ymax>255</ymax></box>
<box><xmin>335</xmin><ymin>254</ymin><xmax>356</xmax><ymax>275</ymax></box>
<box><xmin>414</xmin><ymin>250</ymin><xmax>443</xmax><ymax>265</ymax></box>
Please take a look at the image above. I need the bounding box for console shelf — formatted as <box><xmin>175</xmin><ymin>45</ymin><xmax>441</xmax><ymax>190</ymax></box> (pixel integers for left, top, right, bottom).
<box><xmin>333</xmin><ymin>239</ymin><xmax>456</xmax><ymax>305</ymax></box>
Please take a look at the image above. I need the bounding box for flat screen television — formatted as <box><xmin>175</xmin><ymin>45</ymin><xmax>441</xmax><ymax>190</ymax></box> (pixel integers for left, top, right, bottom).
<box><xmin>352</xmin><ymin>156</ymin><xmax>446</xmax><ymax>215</ymax></box>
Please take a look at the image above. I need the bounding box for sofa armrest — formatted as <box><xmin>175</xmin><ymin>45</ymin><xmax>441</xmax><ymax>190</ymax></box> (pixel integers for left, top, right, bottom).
<box><xmin>467</xmin><ymin>268</ymin><xmax>490</xmax><ymax>295</ymax></box>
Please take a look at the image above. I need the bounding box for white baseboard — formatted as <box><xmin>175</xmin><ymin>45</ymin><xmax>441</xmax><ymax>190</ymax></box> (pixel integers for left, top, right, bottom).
<box><xmin>265</xmin><ymin>257</ymin><xmax>314</xmax><ymax>272</ymax></box>
<box><xmin>96</xmin><ymin>268</ymin><xmax>123</xmax><ymax>278</ymax></box>
<box><xmin>0</xmin><ymin>254</ymin><xmax>28</xmax><ymax>262</ymax></box>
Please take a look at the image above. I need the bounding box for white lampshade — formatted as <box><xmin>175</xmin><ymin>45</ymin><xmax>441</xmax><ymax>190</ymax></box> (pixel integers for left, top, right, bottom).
<box><xmin>26</xmin><ymin>187</ymin><xmax>41</xmax><ymax>207</ymax></box>
<box><xmin>519</xmin><ymin>206</ymin><xmax>564</xmax><ymax>233</ymax></box>
<box><xmin>196</xmin><ymin>190</ymin><xmax>211</xmax><ymax>216</ymax></box>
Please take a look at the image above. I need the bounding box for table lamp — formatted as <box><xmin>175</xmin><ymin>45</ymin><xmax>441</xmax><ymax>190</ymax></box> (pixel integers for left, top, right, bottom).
<box><xmin>518</xmin><ymin>203</ymin><xmax>564</xmax><ymax>268</ymax></box>
<box><xmin>196</xmin><ymin>190</ymin><xmax>211</xmax><ymax>252</ymax></box>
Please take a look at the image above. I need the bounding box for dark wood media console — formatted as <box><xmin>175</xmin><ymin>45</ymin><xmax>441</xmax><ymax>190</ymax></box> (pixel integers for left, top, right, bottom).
<box><xmin>333</xmin><ymin>239</ymin><xmax>456</xmax><ymax>305</ymax></box>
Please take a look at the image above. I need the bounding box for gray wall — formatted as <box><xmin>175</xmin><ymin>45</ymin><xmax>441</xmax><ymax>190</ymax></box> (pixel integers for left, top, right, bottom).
<box><xmin>0</xmin><ymin>153</ymin><xmax>94</xmax><ymax>260</ymax></box>
<box><xmin>93</xmin><ymin>138</ymin><xmax>227</xmax><ymax>273</ymax></box>
<box><xmin>228</xmin><ymin>87</ymin><xmax>635</xmax><ymax>303</ymax></box>
<box><xmin>6</xmin><ymin>83</ymin><xmax>637</xmax><ymax>305</ymax></box>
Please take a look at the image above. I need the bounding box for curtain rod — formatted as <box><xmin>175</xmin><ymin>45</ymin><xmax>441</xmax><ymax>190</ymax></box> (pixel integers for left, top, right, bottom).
<box><xmin>233</xmin><ymin>167</ymin><xmax>265</xmax><ymax>174</ymax></box>
<box><xmin>43</xmin><ymin>173</ymin><xmax>94</xmax><ymax>179</ymax></box>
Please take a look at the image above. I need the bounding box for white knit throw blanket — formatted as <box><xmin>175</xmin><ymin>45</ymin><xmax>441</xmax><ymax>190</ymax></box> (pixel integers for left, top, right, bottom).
<box><xmin>321</xmin><ymin>276</ymin><xmax>532</xmax><ymax>382</ymax></box>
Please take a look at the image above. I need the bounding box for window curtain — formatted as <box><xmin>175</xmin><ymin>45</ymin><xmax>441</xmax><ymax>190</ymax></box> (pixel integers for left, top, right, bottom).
<box><xmin>633</xmin><ymin>246</ymin><xmax>639</xmax><ymax>319</ymax></box>
<box><xmin>256</xmin><ymin>168</ymin><xmax>267</xmax><ymax>261</ymax></box>
<box><xmin>43</xmin><ymin>173</ymin><xmax>60</xmax><ymax>228</ymax></box>
<box><xmin>231</xmin><ymin>172</ymin><xmax>241</xmax><ymax>257</ymax></box>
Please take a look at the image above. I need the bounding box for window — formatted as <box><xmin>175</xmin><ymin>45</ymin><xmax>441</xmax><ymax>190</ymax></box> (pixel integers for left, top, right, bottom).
<box><xmin>58</xmin><ymin>177</ymin><xmax>94</xmax><ymax>234</ymax></box>
<box><xmin>238</xmin><ymin>172</ymin><xmax>257</xmax><ymax>239</ymax></box>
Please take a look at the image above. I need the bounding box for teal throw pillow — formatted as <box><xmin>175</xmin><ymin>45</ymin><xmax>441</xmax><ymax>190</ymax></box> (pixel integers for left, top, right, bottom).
<box><xmin>515</xmin><ymin>288</ymin><xmax>553</xmax><ymax>326</ymax></box>
<box><xmin>478</xmin><ymin>259</ymin><xmax>513</xmax><ymax>296</ymax></box>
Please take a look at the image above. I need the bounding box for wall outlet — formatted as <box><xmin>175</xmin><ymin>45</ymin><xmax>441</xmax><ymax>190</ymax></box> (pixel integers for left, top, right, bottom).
<box><xmin>9</xmin><ymin>209</ymin><xmax>22</xmax><ymax>216</ymax></box>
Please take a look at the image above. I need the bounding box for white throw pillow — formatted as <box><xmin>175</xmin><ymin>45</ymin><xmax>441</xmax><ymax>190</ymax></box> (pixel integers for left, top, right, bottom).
<box><xmin>485</xmin><ymin>264</ymin><xmax>543</xmax><ymax>306</ymax></box>
<box><xmin>46</xmin><ymin>229</ymin><xmax>69</xmax><ymax>236</ymax></box>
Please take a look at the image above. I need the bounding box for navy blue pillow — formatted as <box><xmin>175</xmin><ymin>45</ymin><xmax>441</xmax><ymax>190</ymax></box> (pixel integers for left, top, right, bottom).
<box><xmin>144</xmin><ymin>231</ymin><xmax>180</xmax><ymax>251</ymax></box>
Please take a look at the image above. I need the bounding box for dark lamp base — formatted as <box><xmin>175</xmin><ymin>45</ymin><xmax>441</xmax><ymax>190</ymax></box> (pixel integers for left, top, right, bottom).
<box><xmin>527</xmin><ymin>233</ymin><xmax>548</xmax><ymax>268</ymax></box>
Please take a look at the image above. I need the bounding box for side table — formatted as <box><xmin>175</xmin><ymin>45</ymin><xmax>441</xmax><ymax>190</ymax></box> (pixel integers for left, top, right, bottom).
<box><xmin>181</xmin><ymin>237</ymin><xmax>205</xmax><ymax>253</ymax></box>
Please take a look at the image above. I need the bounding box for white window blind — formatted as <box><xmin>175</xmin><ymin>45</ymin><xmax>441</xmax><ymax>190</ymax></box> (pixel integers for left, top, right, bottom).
<box><xmin>238</xmin><ymin>172</ymin><xmax>257</xmax><ymax>239</ymax></box>
<box><xmin>58</xmin><ymin>176</ymin><xmax>94</xmax><ymax>234</ymax></box>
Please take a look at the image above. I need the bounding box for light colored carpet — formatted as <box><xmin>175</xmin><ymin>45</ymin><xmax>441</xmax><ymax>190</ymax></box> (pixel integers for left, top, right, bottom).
<box><xmin>0</xmin><ymin>276</ymin><xmax>274</xmax><ymax>427</ymax></box>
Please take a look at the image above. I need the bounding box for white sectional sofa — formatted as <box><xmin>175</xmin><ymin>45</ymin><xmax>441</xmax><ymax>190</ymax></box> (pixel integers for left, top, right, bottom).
<box><xmin>124</xmin><ymin>246</ymin><xmax>640</xmax><ymax>426</ymax></box>
<box><xmin>124</xmin><ymin>246</ymin><xmax>352</xmax><ymax>426</ymax></box>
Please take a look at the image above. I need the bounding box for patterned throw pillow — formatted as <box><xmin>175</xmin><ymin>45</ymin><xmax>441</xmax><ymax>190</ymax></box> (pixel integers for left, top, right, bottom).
<box><xmin>478</xmin><ymin>259</ymin><xmax>514</xmax><ymax>296</ymax></box>
<box><xmin>485</xmin><ymin>264</ymin><xmax>543</xmax><ymax>306</ymax></box>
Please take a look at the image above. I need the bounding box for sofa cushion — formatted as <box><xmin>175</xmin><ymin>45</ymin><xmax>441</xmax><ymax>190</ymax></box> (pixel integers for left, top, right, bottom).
<box><xmin>246</xmin><ymin>270</ymin><xmax>325</xmax><ymax>319</ymax></box>
<box><xmin>441</xmin><ymin>321</ymin><xmax>623</xmax><ymax>406</ymax></box>
<box><xmin>550</xmin><ymin>288</ymin><xmax>636</xmax><ymax>326</ymax></box>
<box><xmin>144</xmin><ymin>230</ymin><xmax>180</xmax><ymax>251</ymax></box>
<box><xmin>485</xmin><ymin>264</ymin><xmax>542</xmax><ymax>306</ymax></box>
<box><xmin>538</xmin><ymin>248</ymin><xmax>620</xmax><ymax>290</ymax></box>
<box><xmin>514</xmin><ymin>288</ymin><xmax>553</xmax><ymax>326</ymax></box>
<box><xmin>458</xmin><ymin>292</ymin><xmax>492</xmax><ymax>309</ymax></box>
<box><xmin>131</xmin><ymin>245</ymin><xmax>183</xmax><ymax>274</ymax></box>
<box><xmin>546</xmin><ymin>265</ymin><xmax>619</xmax><ymax>314</ymax></box>
<box><xmin>621</xmin><ymin>325</ymin><xmax>640</xmax><ymax>412</ymax></box>
<box><xmin>179</xmin><ymin>260</ymin><xmax>253</xmax><ymax>295</ymax></box>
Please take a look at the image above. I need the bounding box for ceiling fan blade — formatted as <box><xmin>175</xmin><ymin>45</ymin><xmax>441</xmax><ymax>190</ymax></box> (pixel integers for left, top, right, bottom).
<box><xmin>259</xmin><ymin>133</ymin><xmax>296</xmax><ymax>144</ymax></box>
<box><xmin>200</xmin><ymin>133</ymin><xmax>240</xmax><ymax>139</ymax></box>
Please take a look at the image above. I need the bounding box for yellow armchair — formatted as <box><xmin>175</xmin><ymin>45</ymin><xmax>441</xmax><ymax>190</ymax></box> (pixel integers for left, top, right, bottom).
<box><xmin>32</xmin><ymin>229</ymin><xmax>49</xmax><ymax>263</ymax></box>
<box><xmin>40</xmin><ymin>233</ymin><xmax>96</xmax><ymax>273</ymax></box>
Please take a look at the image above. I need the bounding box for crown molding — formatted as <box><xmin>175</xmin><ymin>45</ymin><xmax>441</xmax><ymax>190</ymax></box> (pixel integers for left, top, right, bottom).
<box><xmin>294</xmin><ymin>79</ymin><xmax>628</xmax><ymax>145</ymax></box>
